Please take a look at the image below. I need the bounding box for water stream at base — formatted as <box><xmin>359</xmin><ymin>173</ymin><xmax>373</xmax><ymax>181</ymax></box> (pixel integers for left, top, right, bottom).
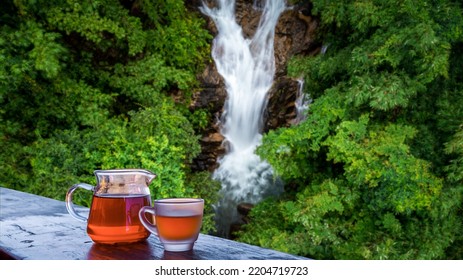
<box><xmin>200</xmin><ymin>0</ymin><xmax>286</xmax><ymax>237</ymax></box>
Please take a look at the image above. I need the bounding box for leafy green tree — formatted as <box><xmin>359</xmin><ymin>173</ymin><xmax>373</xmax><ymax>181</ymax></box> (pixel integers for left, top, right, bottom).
<box><xmin>0</xmin><ymin>0</ymin><xmax>218</xmax><ymax>232</ymax></box>
<box><xmin>238</xmin><ymin>0</ymin><xmax>463</xmax><ymax>259</ymax></box>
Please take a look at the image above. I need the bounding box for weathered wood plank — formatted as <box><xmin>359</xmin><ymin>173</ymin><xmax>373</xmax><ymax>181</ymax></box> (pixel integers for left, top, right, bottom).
<box><xmin>0</xmin><ymin>187</ymin><xmax>307</xmax><ymax>260</ymax></box>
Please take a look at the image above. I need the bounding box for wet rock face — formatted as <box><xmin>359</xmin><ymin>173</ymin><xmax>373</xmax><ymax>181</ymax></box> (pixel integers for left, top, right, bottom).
<box><xmin>264</xmin><ymin>76</ymin><xmax>299</xmax><ymax>132</ymax></box>
<box><xmin>189</xmin><ymin>0</ymin><xmax>320</xmax><ymax>172</ymax></box>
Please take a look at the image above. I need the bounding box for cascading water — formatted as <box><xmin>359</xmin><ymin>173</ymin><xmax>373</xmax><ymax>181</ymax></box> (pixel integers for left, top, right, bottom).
<box><xmin>293</xmin><ymin>79</ymin><xmax>311</xmax><ymax>125</ymax></box>
<box><xmin>200</xmin><ymin>0</ymin><xmax>286</xmax><ymax>237</ymax></box>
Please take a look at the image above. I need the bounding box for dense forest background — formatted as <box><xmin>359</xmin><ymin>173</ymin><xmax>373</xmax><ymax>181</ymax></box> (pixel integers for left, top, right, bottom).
<box><xmin>1</xmin><ymin>0</ymin><xmax>462</xmax><ymax>259</ymax></box>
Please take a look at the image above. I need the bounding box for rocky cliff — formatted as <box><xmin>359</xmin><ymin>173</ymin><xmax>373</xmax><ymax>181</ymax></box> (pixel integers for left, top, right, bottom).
<box><xmin>187</xmin><ymin>0</ymin><xmax>320</xmax><ymax>172</ymax></box>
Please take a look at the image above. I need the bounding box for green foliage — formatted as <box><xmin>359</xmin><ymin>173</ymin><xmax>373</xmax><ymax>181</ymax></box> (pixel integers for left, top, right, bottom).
<box><xmin>187</xmin><ymin>109</ymin><xmax>213</xmax><ymax>131</ymax></box>
<box><xmin>185</xmin><ymin>171</ymin><xmax>221</xmax><ymax>234</ymax></box>
<box><xmin>238</xmin><ymin>0</ymin><xmax>463</xmax><ymax>259</ymax></box>
<box><xmin>446</xmin><ymin>125</ymin><xmax>463</xmax><ymax>183</ymax></box>
<box><xmin>0</xmin><ymin>0</ymin><xmax>218</xmax><ymax>231</ymax></box>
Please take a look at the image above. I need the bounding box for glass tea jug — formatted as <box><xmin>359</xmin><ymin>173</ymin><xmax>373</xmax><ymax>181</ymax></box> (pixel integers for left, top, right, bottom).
<box><xmin>66</xmin><ymin>169</ymin><xmax>156</xmax><ymax>244</ymax></box>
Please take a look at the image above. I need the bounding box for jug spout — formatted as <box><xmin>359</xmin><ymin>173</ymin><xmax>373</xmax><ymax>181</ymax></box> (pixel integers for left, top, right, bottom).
<box><xmin>142</xmin><ymin>169</ymin><xmax>156</xmax><ymax>185</ymax></box>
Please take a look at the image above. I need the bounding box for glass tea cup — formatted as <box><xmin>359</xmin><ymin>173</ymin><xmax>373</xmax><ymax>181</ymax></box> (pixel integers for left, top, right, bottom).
<box><xmin>66</xmin><ymin>169</ymin><xmax>156</xmax><ymax>244</ymax></box>
<box><xmin>138</xmin><ymin>198</ymin><xmax>204</xmax><ymax>252</ymax></box>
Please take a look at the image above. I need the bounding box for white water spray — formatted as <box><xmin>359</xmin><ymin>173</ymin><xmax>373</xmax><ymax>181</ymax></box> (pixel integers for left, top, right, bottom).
<box><xmin>201</xmin><ymin>0</ymin><xmax>286</xmax><ymax>236</ymax></box>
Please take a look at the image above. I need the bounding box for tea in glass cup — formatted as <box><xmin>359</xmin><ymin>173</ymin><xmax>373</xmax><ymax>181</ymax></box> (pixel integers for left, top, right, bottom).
<box><xmin>138</xmin><ymin>198</ymin><xmax>204</xmax><ymax>252</ymax></box>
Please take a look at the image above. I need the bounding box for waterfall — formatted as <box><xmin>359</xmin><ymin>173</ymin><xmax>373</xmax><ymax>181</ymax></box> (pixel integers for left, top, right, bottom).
<box><xmin>200</xmin><ymin>0</ymin><xmax>286</xmax><ymax>237</ymax></box>
<box><xmin>293</xmin><ymin>79</ymin><xmax>311</xmax><ymax>125</ymax></box>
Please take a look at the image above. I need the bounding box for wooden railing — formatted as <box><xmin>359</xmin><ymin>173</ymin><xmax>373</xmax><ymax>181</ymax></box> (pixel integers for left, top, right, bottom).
<box><xmin>0</xmin><ymin>187</ymin><xmax>307</xmax><ymax>260</ymax></box>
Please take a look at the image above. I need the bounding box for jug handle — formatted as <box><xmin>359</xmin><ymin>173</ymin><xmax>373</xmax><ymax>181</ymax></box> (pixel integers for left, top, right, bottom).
<box><xmin>65</xmin><ymin>183</ymin><xmax>94</xmax><ymax>222</ymax></box>
<box><xmin>138</xmin><ymin>206</ymin><xmax>158</xmax><ymax>236</ymax></box>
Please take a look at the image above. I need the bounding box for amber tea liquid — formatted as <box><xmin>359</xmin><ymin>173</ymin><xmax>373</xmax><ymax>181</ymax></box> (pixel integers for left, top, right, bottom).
<box><xmin>156</xmin><ymin>214</ymin><xmax>202</xmax><ymax>241</ymax></box>
<box><xmin>87</xmin><ymin>194</ymin><xmax>152</xmax><ymax>244</ymax></box>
